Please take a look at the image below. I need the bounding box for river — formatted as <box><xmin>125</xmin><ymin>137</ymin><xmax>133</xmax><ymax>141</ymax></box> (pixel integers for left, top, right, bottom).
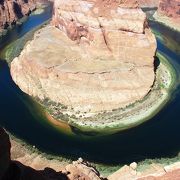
<box><xmin>0</xmin><ymin>4</ymin><xmax>179</xmax><ymax>169</ymax></box>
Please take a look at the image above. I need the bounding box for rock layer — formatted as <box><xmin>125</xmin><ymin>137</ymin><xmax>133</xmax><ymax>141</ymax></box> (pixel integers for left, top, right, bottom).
<box><xmin>11</xmin><ymin>0</ymin><xmax>156</xmax><ymax>114</ymax></box>
<box><xmin>158</xmin><ymin>0</ymin><xmax>180</xmax><ymax>20</ymax></box>
<box><xmin>0</xmin><ymin>0</ymin><xmax>36</xmax><ymax>32</ymax></box>
<box><xmin>0</xmin><ymin>127</ymin><xmax>180</xmax><ymax>180</ymax></box>
<box><xmin>138</xmin><ymin>0</ymin><xmax>158</xmax><ymax>8</ymax></box>
<box><xmin>156</xmin><ymin>0</ymin><xmax>180</xmax><ymax>30</ymax></box>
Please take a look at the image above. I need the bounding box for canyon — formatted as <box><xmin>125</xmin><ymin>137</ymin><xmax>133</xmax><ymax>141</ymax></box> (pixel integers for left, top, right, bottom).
<box><xmin>11</xmin><ymin>0</ymin><xmax>156</xmax><ymax>124</ymax></box>
<box><xmin>0</xmin><ymin>0</ymin><xmax>37</xmax><ymax>34</ymax></box>
<box><xmin>1</xmin><ymin>127</ymin><xmax>180</xmax><ymax>180</ymax></box>
<box><xmin>155</xmin><ymin>0</ymin><xmax>180</xmax><ymax>30</ymax></box>
<box><xmin>0</xmin><ymin>0</ymin><xmax>180</xmax><ymax>180</ymax></box>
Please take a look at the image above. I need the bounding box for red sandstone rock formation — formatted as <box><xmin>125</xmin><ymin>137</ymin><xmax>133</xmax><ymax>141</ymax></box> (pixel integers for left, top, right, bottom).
<box><xmin>108</xmin><ymin>162</ymin><xmax>180</xmax><ymax>180</ymax></box>
<box><xmin>158</xmin><ymin>0</ymin><xmax>180</xmax><ymax>19</ymax></box>
<box><xmin>0</xmin><ymin>127</ymin><xmax>102</xmax><ymax>180</ymax></box>
<box><xmin>156</xmin><ymin>0</ymin><xmax>180</xmax><ymax>29</ymax></box>
<box><xmin>0</xmin><ymin>0</ymin><xmax>36</xmax><ymax>31</ymax></box>
<box><xmin>0</xmin><ymin>127</ymin><xmax>180</xmax><ymax>180</ymax></box>
<box><xmin>11</xmin><ymin>0</ymin><xmax>156</xmax><ymax>114</ymax></box>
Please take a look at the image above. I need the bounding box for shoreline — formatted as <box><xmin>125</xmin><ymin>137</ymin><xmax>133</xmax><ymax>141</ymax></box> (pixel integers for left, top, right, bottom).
<box><xmin>8</xmin><ymin>131</ymin><xmax>180</xmax><ymax>177</ymax></box>
<box><xmin>38</xmin><ymin>51</ymin><xmax>175</xmax><ymax>135</ymax></box>
<box><xmin>0</xmin><ymin>5</ymin><xmax>179</xmax><ymax>177</ymax></box>
<box><xmin>0</xmin><ymin>2</ymin><xmax>50</xmax><ymax>38</ymax></box>
<box><xmin>1</xmin><ymin>19</ymin><xmax>176</xmax><ymax>136</ymax></box>
<box><xmin>153</xmin><ymin>12</ymin><xmax>180</xmax><ymax>32</ymax></box>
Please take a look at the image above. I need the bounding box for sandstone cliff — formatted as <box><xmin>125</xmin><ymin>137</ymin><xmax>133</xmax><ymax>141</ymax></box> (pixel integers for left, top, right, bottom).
<box><xmin>11</xmin><ymin>0</ymin><xmax>156</xmax><ymax>116</ymax></box>
<box><xmin>0</xmin><ymin>127</ymin><xmax>180</xmax><ymax>180</ymax></box>
<box><xmin>0</xmin><ymin>128</ymin><xmax>11</xmax><ymax>179</ymax></box>
<box><xmin>158</xmin><ymin>0</ymin><xmax>180</xmax><ymax>20</ymax></box>
<box><xmin>0</xmin><ymin>0</ymin><xmax>36</xmax><ymax>32</ymax></box>
<box><xmin>0</xmin><ymin>127</ymin><xmax>103</xmax><ymax>180</ymax></box>
<box><xmin>155</xmin><ymin>0</ymin><xmax>180</xmax><ymax>30</ymax></box>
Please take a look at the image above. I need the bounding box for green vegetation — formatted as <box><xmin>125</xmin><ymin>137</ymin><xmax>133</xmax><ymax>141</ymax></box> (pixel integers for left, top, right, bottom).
<box><xmin>30</xmin><ymin>51</ymin><xmax>175</xmax><ymax>136</ymax></box>
<box><xmin>2</xmin><ymin>9</ymin><xmax>176</xmax><ymax>136</ymax></box>
<box><xmin>0</xmin><ymin>20</ymin><xmax>50</xmax><ymax>64</ymax></box>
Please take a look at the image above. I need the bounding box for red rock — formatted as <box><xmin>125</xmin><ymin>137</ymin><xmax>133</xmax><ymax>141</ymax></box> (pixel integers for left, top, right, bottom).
<box><xmin>0</xmin><ymin>0</ymin><xmax>36</xmax><ymax>31</ymax></box>
<box><xmin>156</xmin><ymin>0</ymin><xmax>180</xmax><ymax>30</ymax></box>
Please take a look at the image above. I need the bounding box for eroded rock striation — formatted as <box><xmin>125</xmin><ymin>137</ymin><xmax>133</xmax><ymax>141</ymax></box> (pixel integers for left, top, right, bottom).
<box><xmin>11</xmin><ymin>0</ymin><xmax>156</xmax><ymax>116</ymax></box>
<box><xmin>158</xmin><ymin>0</ymin><xmax>180</xmax><ymax>20</ymax></box>
<box><xmin>155</xmin><ymin>0</ymin><xmax>180</xmax><ymax>30</ymax></box>
<box><xmin>0</xmin><ymin>127</ymin><xmax>103</xmax><ymax>180</ymax></box>
<box><xmin>0</xmin><ymin>0</ymin><xmax>36</xmax><ymax>32</ymax></box>
<box><xmin>0</xmin><ymin>127</ymin><xmax>180</xmax><ymax>180</ymax></box>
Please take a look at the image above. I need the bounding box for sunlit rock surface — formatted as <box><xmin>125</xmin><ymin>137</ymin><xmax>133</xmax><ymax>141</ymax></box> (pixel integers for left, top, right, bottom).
<box><xmin>0</xmin><ymin>0</ymin><xmax>36</xmax><ymax>31</ymax></box>
<box><xmin>11</xmin><ymin>0</ymin><xmax>156</xmax><ymax>114</ymax></box>
<box><xmin>155</xmin><ymin>0</ymin><xmax>180</xmax><ymax>30</ymax></box>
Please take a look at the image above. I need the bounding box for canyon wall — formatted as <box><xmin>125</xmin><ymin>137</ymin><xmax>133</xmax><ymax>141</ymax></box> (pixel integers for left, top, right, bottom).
<box><xmin>158</xmin><ymin>0</ymin><xmax>180</xmax><ymax>20</ymax></box>
<box><xmin>0</xmin><ymin>0</ymin><xmax>36</xmax><ymax>33</ymax></box>
<box><xmin>11</xmin><ymin>0</ymin><xmax>156</xmax><ymax>114</ymax></box>
<box><xmin>138</xmin><ymin>0</ymin><xmax>158</xmax><ymax>8</ymax></box>
<box><xmin>0</xmin><ymin>127</ymin><xmax>103</xmax><ymax>180</ymax></box>
<box><xmin>0</xmin><ymin>127</ymin><xmax>180</xmax><ymax>180</ymax></box>
<box><xmin>155</xmin><ymin>0</ymin><xmax>180</xmax><ymax>30</ymax></box>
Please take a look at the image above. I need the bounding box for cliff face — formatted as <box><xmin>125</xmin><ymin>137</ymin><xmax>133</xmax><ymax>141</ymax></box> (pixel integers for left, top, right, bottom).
<box><xmin>156</xmin><ymin>0</ymin><xmax>180</xmax><ymax>29</ymax></box>
<box><xmin>138</xmin><ymin>0</ymin><xmax>159</xmax><ymax>8</ymax></box>
<box><xmin>158</xmin><ymin>0</ymin><xmax>180</xmax><ymax>19</ymax></box>
<box><xmin>0</xmin><ymin>127</ymin><xmax>180</xmax><ymax>179</ymax></box>
<box><xmin>11</xmin><ymin>0</ymin><xmax>156</xmax><ymax>114</ymax></box>
<box><xmin>0</xmin><ymin>127</ymin><xmax>102</xmax><ymax>180</ymax></box>
<box><xmin>0</xmin><ymin>128</ymin><xmax>11</xmax><ymax>179</ymax></box>
<box><xmin>0</xmin><ymin>0</ymin><xmax>36</xmax><ymax>31</ymax></box>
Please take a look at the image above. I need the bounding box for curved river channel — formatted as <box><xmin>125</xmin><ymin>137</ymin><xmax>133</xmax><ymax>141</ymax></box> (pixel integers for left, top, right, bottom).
<box><xmin>0</xmin><ymin>4</ymin><xmax>180</xmax><ymax>168</ymax></box>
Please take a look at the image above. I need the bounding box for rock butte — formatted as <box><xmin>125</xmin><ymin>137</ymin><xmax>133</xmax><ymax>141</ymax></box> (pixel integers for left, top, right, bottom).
<box><xmin>11</xmin><ymin>0</ymin><xmax>156</xmax><ymax>114</ymax></box>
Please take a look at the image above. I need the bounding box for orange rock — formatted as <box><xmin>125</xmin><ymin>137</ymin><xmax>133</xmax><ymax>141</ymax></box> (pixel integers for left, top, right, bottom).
<box><xmin>11</xmin><ymin>0</ymin><xmax>156</xmax><ymax>114</ymax></box>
